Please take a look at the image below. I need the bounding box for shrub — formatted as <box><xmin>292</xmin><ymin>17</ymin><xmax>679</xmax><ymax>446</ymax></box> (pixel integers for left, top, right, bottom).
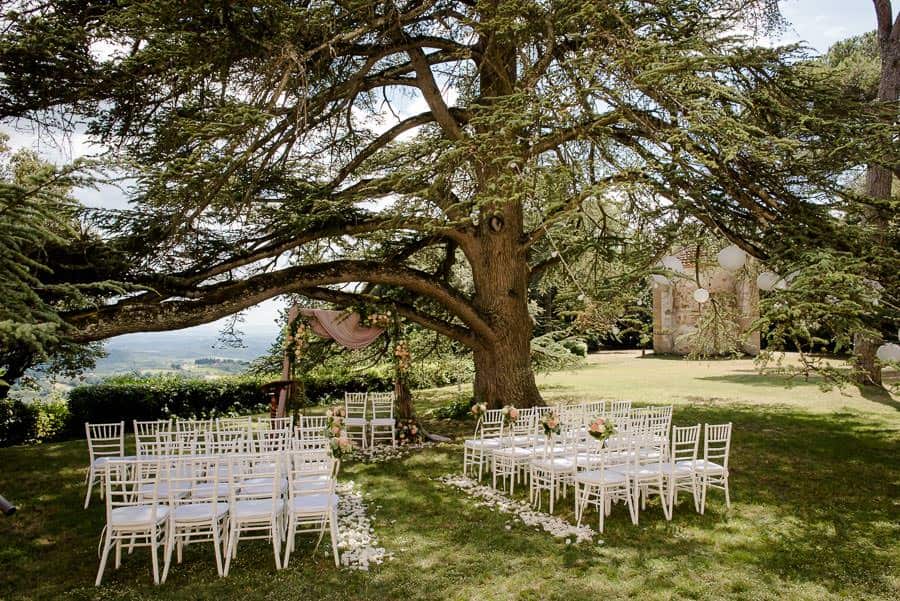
<box><xmin>0</xmin><ymin>397</ymin><xmax>70</xmax><ymax>446</ymax></box>
<box><xmin>67</xmin><ymin>374</ymin><xmax>269</xmax><ymax>430</ymax></box>
<box><xmin>561</xmin><ymin>338</ymin><xmax>588</xmax><ymax>357</ymax></box>
<box><xmin>430</xmin><ymin>394</ymin><xmax>476</xmax><ymax>420</ymax></box>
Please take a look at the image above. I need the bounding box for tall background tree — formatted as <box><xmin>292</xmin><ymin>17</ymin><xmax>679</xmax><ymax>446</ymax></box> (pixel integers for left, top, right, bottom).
<box><xmin>0</xmin><ymin>137</ymin><xmax>108</xmax><ymax>398</ymax></box>
<box><xmin>0</xmin><ymin>1</ymin><xmax>894</xmax><ymax>405</ymax></box>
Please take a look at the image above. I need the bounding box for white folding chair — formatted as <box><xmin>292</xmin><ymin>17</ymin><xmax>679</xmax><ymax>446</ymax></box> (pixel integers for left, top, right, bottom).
<box><xmin>283</xmin><ymin>451</ymin><xmax>341</xmax><ymax>567</ymax></box>
<box><xmin>463</xmin><ymin>409</ymin><xmax>503</xmax><ymax>480</ymax></box>
<box><xmin>491</xmin><ymin>411</ymin><xmax>537</xmax><ymax>495</ymax></box>
<box><xmin>529</xmin><ymin>415</ymin><xmax>578</xmax><ymax>513</ymax></box>
<box><xmin>344</xmin><ymin>392</ymin><xmax>368</xmax><ymax>449</ymax></box>
<box><xmin>256</xmin><ymin>416</ymin><xmax>294</xmax><ymax>431</ymax></box>
<box><xmin>678</xmin><ymin>423</ymin><xmax>732</xmax><ymax>514</ymax></box>
<box><xmin>368</xmin><ymin>392</ymin><xmax>396</xmax><ymax>447</ymax></box>
<box><xmin>622</xmin><ymin>433</ymin><xmax>670</xmax><ymax>523</ymax></box>
<box><xmin>295</xmin><ymin>416</ymin><xmax>330</xmax><ymax>452</ymax></box>
<box><xmin>224</xmin><ymin>453</ymin><xmax>286</xmax><ymax>575</ymax></box>
<box><xmin>663</xmin><ymin>424</ymin><xmax>701</xmax><ymax>516</ymax></box>
<box><xmin>160</xmin><ymin>456</ymin><xmax>228</xmax><ymax>582</ymax></box>
<box><xmin>84</xmin><ymin>421</ymin><xmax>125</xmax><ymax>508</ymax></box>
<box><xmin>95</xmin><ymin>458</ymin><xmax>169</xmax><ymax>586</ymax></box>
<box><xmin>574</xmin><ymin>444</ymin><xmax>635</xmax><ymax>532</ymax></box>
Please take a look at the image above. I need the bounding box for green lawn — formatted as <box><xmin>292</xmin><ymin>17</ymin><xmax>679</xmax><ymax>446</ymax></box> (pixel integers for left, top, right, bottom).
<box><xmin>1</xmin><ymin>352</ymin><xmax>898</xmax><ymax>600</ymax></box>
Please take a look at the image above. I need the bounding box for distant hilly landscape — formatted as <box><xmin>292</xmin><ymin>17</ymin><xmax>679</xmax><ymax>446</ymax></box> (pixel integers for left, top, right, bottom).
<box><xmin>93</xmin><ymin>330</ymin><xmax>277</xmax><ymax>376</ymax></box>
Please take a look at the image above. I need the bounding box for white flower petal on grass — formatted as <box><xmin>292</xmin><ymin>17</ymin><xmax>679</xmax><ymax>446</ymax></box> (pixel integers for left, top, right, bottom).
<box><xmin>437</xmin><ymin>475</ymin><xmax>595</xmax><ymax>544</ymax></box>
<box><xmin>335</xmin><ymin>481</ymin><xmax>393</xmax><ymax>570</ymax></box>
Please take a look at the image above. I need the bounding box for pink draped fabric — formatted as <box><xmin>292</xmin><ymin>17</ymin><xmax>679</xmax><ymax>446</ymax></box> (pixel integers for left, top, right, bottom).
<box><xmin>297</xmin><ymin>308</ymin><xmax>384</xmax><ymax>350</ymax></box>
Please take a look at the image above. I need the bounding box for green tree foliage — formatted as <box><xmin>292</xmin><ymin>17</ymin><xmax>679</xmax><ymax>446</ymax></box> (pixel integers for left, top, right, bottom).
<box><xmin>0</xmin><ymin>136</ymin><xmax>109</xmax><ymax>395</ymax></box>
<box><xmin>0</xmin><ymin>1</ymin><xmax>895</xmax><ymax>404</ymax></box>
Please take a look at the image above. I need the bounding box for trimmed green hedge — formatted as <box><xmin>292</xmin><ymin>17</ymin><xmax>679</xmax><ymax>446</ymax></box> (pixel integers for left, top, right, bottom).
<box><xmin>67</xmin><ymin>374</ymin><xmax>269</xmax><ymax>429</ymax></box>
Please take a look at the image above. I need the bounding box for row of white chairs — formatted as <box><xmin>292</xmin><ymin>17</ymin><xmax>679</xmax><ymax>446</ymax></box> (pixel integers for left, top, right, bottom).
<box><xmin>463</xmin><ymin>402</ymin><xmax>732</xmax><ymax>531</ymax></box>
<box><xmin>95</xmin><ymin>450</ymin><xmax>341</xmax><ymax>586</ymax></box>
<box><xmin>85</xmin><ymin>416</ymin><xmax>333</xmax><ymax>508</ymax></box>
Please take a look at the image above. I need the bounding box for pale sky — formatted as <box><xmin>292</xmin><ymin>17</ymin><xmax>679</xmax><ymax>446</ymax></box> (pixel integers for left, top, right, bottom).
<box><xmin>0</xmin><ymin>0</ymin><xmax>882</xmax><ymax>343</ymax></box>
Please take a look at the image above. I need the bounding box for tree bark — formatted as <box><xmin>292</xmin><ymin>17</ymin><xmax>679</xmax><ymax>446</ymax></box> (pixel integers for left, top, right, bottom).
<box><xmin>855</xmin><ymin>1</ymin><xmax>899</xmax><ymax>386</ymax></box>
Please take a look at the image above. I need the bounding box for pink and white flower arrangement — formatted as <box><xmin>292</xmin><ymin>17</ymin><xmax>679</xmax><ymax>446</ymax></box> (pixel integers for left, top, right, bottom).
<box><xmin>540</xmin><ymin>411</ymin><xmax>561</xmax><ymax>437</ymax></box>
<box><xmin>501</xmin><ymin>405</ymin><xmax>520</xmax><ymax>426</ymax></box>
<box><xmin>330</xmin><ymin>433</ymin><xmax>354</xmax><ymax>459</ymax></box>
<box><xmin>470</xmin><ymin>402</ymin><xmax>487</xmax><ymax>418</ymax></box>
<box><xmin>587</xmin><ymin>417</ymin><xmax>615</xmax><ymax>442</ymax></box>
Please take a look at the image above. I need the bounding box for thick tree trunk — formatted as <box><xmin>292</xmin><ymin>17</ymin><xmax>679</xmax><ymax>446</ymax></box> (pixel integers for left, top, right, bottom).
<box><xmin>473</xmin><ymin>335</ymin><xmax>542</xmax><ymax>408</ymax></box>
<box><xmin>853</xmin><ymin>334</ymin><xmax>883</xmax><ymax>386</ymax></box>
<box><xmin>466</xmin><ymin>4</ymin><xmax>543</xmax><ymax>409</ymax></box>
<box><xmin>854</xmin><ymin>2</ymin><xmax>899</xmax><ymax>386</ymax></box>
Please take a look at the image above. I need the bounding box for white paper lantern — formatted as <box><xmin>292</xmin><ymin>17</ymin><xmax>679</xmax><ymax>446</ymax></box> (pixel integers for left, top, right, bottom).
<box><xmin>650</xmin><ymin>274</ymin><xmax>671</xmax><ymax>286</ymax></box>
<box><xmin>693</xmin><ymin>288</ymin><xmax>710</xmax><ymax>303</ymax></box>
<box><xmin>756</xmin><ymin>271</ymin><xmax>780</xmax><ymax>291</ymax></box>
<box><xmin>774</xmin><ymin>277</ymin><xmax>789</xmax><ymax>291</ymax></box>
<box><xmin>661</xmin><ymin>255</ymin><xmax>684</xmax><ymax>273</ymax></box>
<box><xmin>875</xmin><ymin>343</ymin><xmax>900</xmax><ymax>362</ymax></box>
<box><xmin>717</xmin><ymin>244</ymin><xmax>747</xmax><ymax>271</ymax></box>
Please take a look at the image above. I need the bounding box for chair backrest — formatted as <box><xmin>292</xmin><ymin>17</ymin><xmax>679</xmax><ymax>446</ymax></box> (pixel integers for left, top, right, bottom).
<box><xmin>670</xmin><ymin>424</ymin><xmax>701</xmax><ymax>464</ymax></box>
<box><xmin>255</xmin><ymin>428</ymin><xmax>293</xmax><ymax>453</ymax></box>
<box><xmin>159</xmin><ymin>456</ymin><xmax>210</xmax><ymax>506</ymax></box>
<box><xmin>344</xmin><ymin>392</ymin><xmax>368</xmax><ymax>419</ymax></box>
<box><xmin>256</xmin><ymin>416</ymin><xmax>294</xmax><ymax>431</ymax></box>
<box><xmin>704</xmin><ymin>423</ymin><xmax>732</xmax><ymax>469</ymax></box>
<box><xmin>581</xmin><ymin>401</ymin><xmax>605</xmax><ymax>420</ymax></box>
<box><xmin>608</xmin><ymin>400</ymin><xmax>632</xmax><ymax>421</ymax></box>
<box><xmin>228</xmin><ymin>453</ymin><xmax>283</xmax><ymax>504</ymax></box>
<box><xmin>103</xmin><ymin>458</ymin><xmax>161</xmax><ymax>521</ymax></box>
<box><xmin>286</xmin><ymin>450</ymin><xmax>338</xmax><ymax>499</ymax></box>
<box><xmin>216</xmin><ymin>416</ymin><xmax>252</xmax><ymax>431</ymax></box>
<box><xmin>134</xmin><ymin>420</ymin><xmax>172</xmax><ymax>456</ymax></box>
<box><xmin>206</xmin><ymin>429</ymin><xmax>247</xmax><ymax>455</ymax></box>
<box><xmin>502</xmin><ymin>408</ymin><xmax>533</xmax><ymax>440</ymax></box>
<box><xmin>473</xmin><ymin>409</ymin><xmax>503</xmax><ymax>441</ymax></box>
<box><xmin>369</xmin><ymin>392</ymin><xmax>395</xmax><ymax>419</ymax></box>
<box><xmin>85</xmin><ymin>422</ymin><xmax>124</xmax><ymax>462</ymax></box>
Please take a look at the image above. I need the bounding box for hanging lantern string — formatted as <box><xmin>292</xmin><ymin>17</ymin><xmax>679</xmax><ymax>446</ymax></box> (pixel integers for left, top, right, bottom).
<box><xmin>545</xmin><ymin>229</ymin><xmax>590</xmax><ymax>300</ymax></box>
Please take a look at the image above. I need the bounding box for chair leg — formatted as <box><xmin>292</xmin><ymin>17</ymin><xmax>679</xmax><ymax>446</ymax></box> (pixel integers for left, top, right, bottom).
<box><xmin>272</xmin><ymin>520</ymin><xmax>282</xmax><ymax>570</ymax></box>
<box><xmin>598</xmin><ymin>489</ymin><xmax>606</xmax><ymax>533</ymax></box>
<box><xmin>84</xmin><ymin>468</ymin><xmax>95</xmax><ymax>509</ymax></box>
<box><xmin>724</xmin><ymin>475</ymin><xmax>731</xmax><ymax>508</ymax></box>
<box><xmin>330</xmin><ymin>510</ymin><xmax>340</xmax><ymax>567</ymax></box>
<box><xmin>283</xmin><ymin>516</ymin><xmax>294</xmax><ymax>567</ymax></box>
<box><xmin>212</xmin><ymin>521</ymin><xmax>224</xmax><ymax>577</ymax></box>
<box><xmin>700</xmin><ymin>477</ymin><xmax>708</xmax><ymax>515</ymax></box>
<box><xmin>115</xmin><ymin>539</ymin><xmax>122</xmax><ymax>569</ymax></box>
<box><xmin>95</xmin><ymin>531</ymin><xmax>112</xmax><ymax>586</ymax></box>
<box><xmin>161</xmin><ymin>526</ymin><xmax>173</xmax><ymax>583</ymax></box>
<box><xmin>224</xmin><ymin>523</ymin><xmax>237</xmax><ymax>576</ymax></box>
<box><xmin>151</xmin><ymin>528</ymin><xmax>160</xmax><ymax>585</ymax></box>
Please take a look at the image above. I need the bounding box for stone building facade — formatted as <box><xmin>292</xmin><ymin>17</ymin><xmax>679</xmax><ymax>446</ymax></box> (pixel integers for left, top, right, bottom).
<box><xmin>652</xmin><ymin>254</ymin><xmax>760</xmax><ymax>356</ymax></box>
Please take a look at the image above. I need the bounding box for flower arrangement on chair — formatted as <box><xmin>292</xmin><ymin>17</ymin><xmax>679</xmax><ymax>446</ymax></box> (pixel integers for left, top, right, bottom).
<box><xmin>501</xmin><ymin>405</ymin><xmax>520</xmax><ymax>426</ymax></box>
<box><xmin>587</xmin><ymin>417</ymin><xmax>616</xmax><ymax>443</ymax></box>
<box><xmin>329</xmin><ymin>433</ymin><xmax>354</xmax><ymax>459</ymax></box>
<box><xmin>325</xmin><ymin>405</ymin><xmax>346</xmax><ymax>436</ymax></box>
<box><xmin>470</xmin><ymin>402</ymin><xmax>487</xmax><ymax>418</ymax></box>
<box><xmin>540</xmin><ymin>411</ymin><xmax>561</xmax><ymax>437</ymax></box>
